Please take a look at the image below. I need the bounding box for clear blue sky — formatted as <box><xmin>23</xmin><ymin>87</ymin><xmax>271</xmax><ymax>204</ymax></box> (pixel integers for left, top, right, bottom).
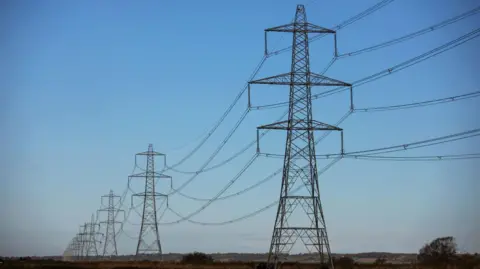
<box><xmin>1</xmin><ymin>0</ymin><xmax>479</xmax><ymax>257</ymax></box>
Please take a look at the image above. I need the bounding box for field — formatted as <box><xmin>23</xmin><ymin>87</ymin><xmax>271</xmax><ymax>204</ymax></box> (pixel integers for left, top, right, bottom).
<box><xmin>2</xmin><ymin>260</ymin><xmax>479</xmax><ymax>269</ymax></box>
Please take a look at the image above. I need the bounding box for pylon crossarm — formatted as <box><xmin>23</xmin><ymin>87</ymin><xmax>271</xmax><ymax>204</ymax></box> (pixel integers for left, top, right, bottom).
<box><xmin>257</xmin><ymin>119</ymin><xmax>342</xmax><ymax>131</ymax></box>
<box><xmin>129</xmin><ymin>171</ymin><xmax>172</xmax><ymax>179</ymax></box>
<box><xmin>309</xmin><ymin>72</ymin><xmax>351</xmax><ymax>87</ymax></box>
<box><xmin>136</xmin><ymin>151</ymin><xmax>165</xmax><ymax>156</ymax></box>
<box><xmin>249</xmin><ymin>72</ymin><xmax>350</xmax><ymax>86</ymax></box>
<box><xmin>131</xmin><ymin>192</ymin><xmax>168</xmax><ymax>207</ymax></box>
<box><xmin>99</xmin><ymin>220</ymin><xmax>124</xmax><ymax>224</ymax></box>
<box><xmin>266</xmin><ymin>22</ymin><xmax>335</xmax><ymax>34</ymax></box>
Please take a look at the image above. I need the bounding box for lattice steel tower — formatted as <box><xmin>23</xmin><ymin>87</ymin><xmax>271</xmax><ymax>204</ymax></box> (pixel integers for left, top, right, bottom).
<box><xmin>85</xmin><ymin>214</ymin><xmax>101</xmax><ymax>258</ymax></box>
<box><xmin>249</xmin><ymin>5</ymin><xmax>350</xmax><ymax>269</ymax></box>
<box><xmin>97</xmin><ymin>190</ymin><xmax>124</xmax><ymax>257</ymax></box>
<box><xmin>78</xmin><ymin>224</ymin><xmax>88</xmax><ymax>259</ymax></box>
<box><xmin>130</xmin><ymin>144</ymin><xmax>171</xmax><ymax>257</ymax></box>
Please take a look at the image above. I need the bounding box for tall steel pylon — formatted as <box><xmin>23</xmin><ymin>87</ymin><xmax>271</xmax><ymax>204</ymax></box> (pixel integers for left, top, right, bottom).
<box><xmin>130</xmin><ymin>144</ymin><xmax>171</xmax><ymax>257</ymax></box>
<box><xmin>249</xmin><ymin>5</ymin><xmax>351</xmax><ymax>269</ymax></box>
<box><xmin>97</xmin><ymin>190</ymin><xmax>124</xmax><ymax>257</ymax></box>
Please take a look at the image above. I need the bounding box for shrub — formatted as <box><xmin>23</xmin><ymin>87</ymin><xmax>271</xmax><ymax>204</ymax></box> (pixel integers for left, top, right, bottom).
<box><xmin>334</xmin><ymin>256</ymin><xmax>354</xmax><ymax>269</ymax></box>
<box><xmin>374</xmin><ymin>256</ymin><xmax>387</xmax><ymax>265</ymax></box>
<box><xmin>256</xmin><ymin>262</ymin><xmax>274</xmax><ymax>269</ymax></box>
<box><xmin>181</xmin><ymin>252</ymin><xmax>214</xmax><ymax>264</ymax></box>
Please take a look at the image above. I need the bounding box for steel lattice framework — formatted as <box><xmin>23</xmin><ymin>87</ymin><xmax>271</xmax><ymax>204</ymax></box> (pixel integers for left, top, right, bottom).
<box><xmin>130</xmin><ymin>144</ymin><xmax>171</xmax><ymax>257</ymax></box>
<box><xmin>85</xmin><ymin>214</ymin><xmax>101</xmax><ymax>257</ymax></box>
<box><xmin>249</xmin><ymin>5</ymin><xmax>351</xmax><ymax>269</ymax></box>
<box><xmin>97</xmin><ymin>190</ymin><xmax>124</xmax><ymax>257</ymax></box>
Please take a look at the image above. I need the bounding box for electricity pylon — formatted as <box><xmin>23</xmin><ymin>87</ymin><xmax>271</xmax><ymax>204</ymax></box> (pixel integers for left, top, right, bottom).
<box><xmin>97</xmin><ymin>190</ymin><xmax>125</xmax><ymax>257</ymax></box>
<box><xmin>63</xmin><ymin>235</ymin><xmax>81</xmax><ymax>261</ymax></box>
<box><xmin>86</xmin><ymin>214</ymin><xmax>102</xmax><ymax>258</ymax></box>
<box><xmin>130</xmin><ymin>144</ymin><xmax>171</xmax><ymax>257</ymax></box>
<box><xmin>249</xmin><ymin>5</ymin><xmax>351</xmax><ymax>269</ymax></box>
<box><xmin>78</xmin><ymin>224</ymin><xmax>88</xmax><ymax>259</ymax></box>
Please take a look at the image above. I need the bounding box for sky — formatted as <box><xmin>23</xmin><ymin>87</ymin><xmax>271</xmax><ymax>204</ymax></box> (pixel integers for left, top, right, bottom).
<box><xmin>1</xmin><ymin>0</ymin><xmax>480</xmax><ymax>257</ymax></box>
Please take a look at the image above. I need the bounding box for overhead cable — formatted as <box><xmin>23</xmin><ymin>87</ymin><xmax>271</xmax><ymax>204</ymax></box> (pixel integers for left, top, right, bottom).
<box><xmin>261</xmin><ymin>153</ymin><xmax>480</xmax><ymax>161</ymax></box>
<box><xmin>175</xmin><ymin>109</ymin><xmax>352</xmax><ymax>203</ymax></box>
<box><xmin>159</xmin><ymin>153</ymin><xmax>259</xmax><ymax>225</ymax></box>
<box><xmin>261</xmin><ymin>128</ymin><xmax>480</xmax><ymax>158</ymax></box>
<box><xmin>347</xmin><ymin>128</ymin><xmax>480</xmax><ymax>156</ymax></box>
<box><xmin>343</xmin><ymin>153</ymin><xmax>480</xmax><ymax>161</ymax></box>
<box><xmin>166</xmin><ymin>56</ymin><xmax>267</xmax><ymax>169</ymax></box>
<box><xmin>170</xmin><ymin>46</ymin><xmax>340</xmax><ymax>176</ymax></box>
<box><xmin>165</xmin><ymin>0</ymin><xmax>396</xmax><ymax>174</ymax></box>
<box><xmin>168</xmin><ymin>157</ymin><xmax>343</xmax><ymax>226</ymax></box>
<box><xmin>167</xmin><ymin>109</ymin><xmax>251</xmax><ymax>195</ymax></box>
<box><xmin>268</xmin><ymin>0</ymin><xmax>396</xmax><ymax>56</ymax></box>
<box><xmin>337</xmin><ymin>6</ymin><xmax>480</xmax><ymax>58</ymax></box>
<box><xmin>354</xmin><ymin>90</ymin><xmax>480</xmax><ymax>112</ymax></box>
<box><xmin>169</xmin><ymin>109</ymin><xmax>288</xmax><ymax>175</ymax></box>
<box><xmin>254</xmin><ymin>28</ymin><xmax>480</xmax><ymax>110</ymax></box>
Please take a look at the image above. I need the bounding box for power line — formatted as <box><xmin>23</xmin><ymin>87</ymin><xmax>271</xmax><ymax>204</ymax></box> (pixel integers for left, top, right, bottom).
<box><xmin>332</xmin><ymin>0</ymin><xmax>396</xmax><ymax>31</ymax></box>
<box><xmin>176</xmin><ymin>164</ymin><xmax>283</xmax><ymax>202</ymax></box>
<box><xmin>167</xmin><ymin>157</ymin><xmax>343</xmax><ymax>226</ymax></box>
<box><xmin>163</xmin><ymin>0</ymin><xmax>397</xmax><ymax>172</ymax></box>
<box><xmin>354</xmin><ymin>90</ymin><xmax>480</xmax><ymax>112</ymax></box>
<box><xmin>337</xmin><ymin>5</ymin><xmax>480</xmax><ymax>58</ymax></box>
<box><xmin>261</xmin><ymin>152</ymin><xmax>480</xmax><ymax>161</ymax></box>
<box><xmin>260</xmin><ymin>128</ymin><xmax>480</xmax><ymax>158</ymax></box>
<box><xmin>342</xmin><ymin>153</ymin><xmax>480</xmax><ymax>161</ymax></box>
<box><xmin>177</xmin><ymin>109</ymin><xmax>352</xmax><ymax>202</ymax></box>
<box><xmin>268</xmin><ymin>0</ymin><xmax>396</xmax><ymax>56</ymax></box>
<box><xmin>166</xmin><ymin>56</ymin><xmax>267</xmax><ymax>169</ymax></box>
<box><xmin>191</xmin><ymin>133</ymin><xmax>478</xmax><ymax>226</ymax></box>
<box><xmin>164</xmin><ymin>0</ymin><xmax>397</xmax><ymax>178</ymax></box>
<box><xmin>159</xmin><ymin>153</ymin><xmax>259</xmax><ymax>225</ymax></box>
<box><xmin>253</xmin><ymin>27</ymin><xmax>480</xmax><ymax>110</ymax></box>
<box><xmin>347</xmin><ymin>128</ymin><xmax>480</xmax><ymax>156</ymax></box>
<box><xmin>170</xmin><ymin>40</ymin><xmax>343</xmax><ymax>177</ymax></box>
<box><xmin>168</xmin><ymin>110</ymin><xmax>287</xmax><ymax>175</ymax></box>
<box><xmin>167</xmin><ymin>108</ymin><xmax>250</xmax><ymax>195</ymax></box>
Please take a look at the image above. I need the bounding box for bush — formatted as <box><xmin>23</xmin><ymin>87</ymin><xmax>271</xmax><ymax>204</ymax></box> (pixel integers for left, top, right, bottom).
<box><xmin>456</xmin><ymin>254</ymin><xmax>480</xmax><ymax>269</ymax></box>
<box><xmin>181</xmin><ymin>252</ymin><xmax>214</xmax><ymax>264</ymax></box>
<box><xmin>374</xmin><ymin>256</ymin><xmax>387</xmax><ymax>265</ymax></box>
<box><xmin>334</xmin><ymin>256</ymin><xmax>354</xmax><ymax>269</ymax></box>
<box><xmin>256</xmin><ymin>262</ymin><xmax>274</xmax><ymax>269</ymax></box>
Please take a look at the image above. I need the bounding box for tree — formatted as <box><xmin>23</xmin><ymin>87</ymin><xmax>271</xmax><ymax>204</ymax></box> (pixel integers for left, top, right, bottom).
<box><xmin>181</xmin><ymin>252</ymin><xmax>214</xmax><ymax>264</ymax></box>
<box><xmin>417</xmin><ymin>236</ymin><xmax>457</xmax><ymax>266</ymax></box>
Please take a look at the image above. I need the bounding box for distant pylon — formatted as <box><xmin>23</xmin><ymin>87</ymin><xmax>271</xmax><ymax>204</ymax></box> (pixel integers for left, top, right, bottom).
<box><xmin>72</xmin><ymin>235</ymin><xmax>82</xmax><ymax>259</ymax></box>
<box><xmin>78</xmin><ymin>224</ymin><xmax>88</xmax><ymax>259</ymax></box>
<box><xmin>84</xmin><ymin>214</ymin><xmax>102</xmax><ymax>258</ymax></box>
<box><xmin>130</xmin><ymin>144</ymin><xmax>172</xmax><ymax>257</ymax></box>
<box><xmin>249</xmin><ymin>5</ymin><xmax>350</xmax><ymax>269</ymax></box>
<box><xmin>97</xmin><ymin>190</ymin><xmax>125</xmax><ymax>257</ymax></box>
<box><xmin>63</xmin><ymin>235</ymin><xmax>81</xmax><ymax>261</ymax></box>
